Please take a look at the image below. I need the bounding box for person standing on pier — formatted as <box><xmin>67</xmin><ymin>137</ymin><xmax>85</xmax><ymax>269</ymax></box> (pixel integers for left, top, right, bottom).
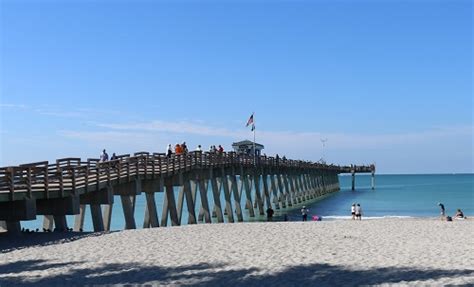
<box><xmin>100</xmin><ymin>149</ymin><xmax>109</xmax><ymax>162</ymax></box>
<box><xmin>166</xmin><ymin>144</ymin><xmax>172</xmax><ymax>158</ymax></box>
<box><xmin>175</xmin><ymin>144</ymin><xmax>183</xmax><ymax>155</ymax></box>
<box><xmin>182</xmin><ymin>142</ymin><xmax>188</xmax><ymax>154</ymax></box>
<box><xmin>301</xmin><ymin>206</ymin><xmax>309</xmax><ymax>221</ymax></box>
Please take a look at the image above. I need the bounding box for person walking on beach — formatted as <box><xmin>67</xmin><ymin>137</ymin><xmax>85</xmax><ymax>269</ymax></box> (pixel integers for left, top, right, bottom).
<box><xmin>355</xmin><ymin>203</ymin><xmax>362</xmax><ymax>220</ymax></box>
<box><xmin>266</xmin><ymin>205</ymin><xmax>274</xmax><ymax>221</ymax></box>
<box><xmin>301</xmin><ymin>206</ymin><xmax>309</xmax><ymax>221</ymax></box>
<box><xmin>438</xmin><ymin>203</ymin><xmax>445</xmax><ymax>220</ymax></box>
<box><xmin>351</xmin><ymin>203</ymin><xmax>356</xmax><ymax>220</ymax></box>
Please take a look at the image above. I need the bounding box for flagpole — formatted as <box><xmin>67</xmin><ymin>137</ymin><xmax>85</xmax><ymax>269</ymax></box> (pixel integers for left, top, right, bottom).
<box><xmin>253</xmin><ymin>122</ymin><xmax>256</xmax><ymax>166</ymax></box>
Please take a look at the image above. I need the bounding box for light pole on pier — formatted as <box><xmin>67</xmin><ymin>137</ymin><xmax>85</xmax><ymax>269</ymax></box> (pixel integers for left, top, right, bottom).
<box><xmin>320</xmin><ymin>138</ymin><xmax>328</xmax><ymax>163</ymax></box>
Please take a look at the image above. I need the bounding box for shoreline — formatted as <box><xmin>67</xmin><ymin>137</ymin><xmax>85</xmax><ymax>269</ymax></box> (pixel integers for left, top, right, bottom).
<box><xmin>2</xmin><ymin>214</ymin><xmax>472</xmax><ymax>234</ymax></box>
<box><xmin>1</xmin><ymin>218</ymin><xmax>473</xmax><ymax>286</ymax></box>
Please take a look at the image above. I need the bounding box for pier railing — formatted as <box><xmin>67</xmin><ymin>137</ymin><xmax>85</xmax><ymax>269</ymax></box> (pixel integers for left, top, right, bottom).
<box><xmin>0</xmin><ymin>151</ymin><xmax>374</xmax><ymax>201</ymax></box>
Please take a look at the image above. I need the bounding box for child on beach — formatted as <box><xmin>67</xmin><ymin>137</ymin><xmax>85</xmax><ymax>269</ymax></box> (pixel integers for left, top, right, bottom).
<box><xmin>351</xmin><ymin>203</ymin><xmax>356</xmax><ymax>220</ymax></box>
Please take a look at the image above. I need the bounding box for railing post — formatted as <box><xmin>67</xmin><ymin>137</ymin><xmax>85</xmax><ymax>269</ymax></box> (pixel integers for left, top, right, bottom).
<box><xmin>58</xmin><ymin>168</ymin><xmax>64</xmax><ymax>198</ymax></box>
<box><xmin>144</xmin><ymin>156</ymin><xmax>148</xmax><ymax>176</ymax></box>
<box><xmin>126</xmin><ymin>160</ymin><xmax>131</xmax><ymax>182</ymax></box>
<box><xmin>84</xmin><ymin>166</ymin><xmax>89</xmax><ymax>192</ymax></box>
<box><xmin>107</xmin><ymin>163</ymin><xmax>111</xmax><ymax>185</ymax></box>
<box><xmin>6</xmin><ymin>167</ymin><xmax>14</xmax><ymax>201</ymax></box>
<box><xmin>72</xmin><ymin>167</ymin><xmax>77</xmax><ymax>195</ymax></box>
<box><xmin>135</xmin><ymin>158</ymin><xmax>139</xmax><ymax>178</ymax></box>
<box><xmin>95</xmin><ymin>162</ymin><xmax>100</xmax><ymax>189</ymax></box>
<box><xmin>44</xmin><ymin>166</ymin><xmax>49</xmax><ymax>199</ymax></box>
<box><xmin>26</xmin><ymin>167</ymin><xmax>32</xmax><ymax>198</ymax></box>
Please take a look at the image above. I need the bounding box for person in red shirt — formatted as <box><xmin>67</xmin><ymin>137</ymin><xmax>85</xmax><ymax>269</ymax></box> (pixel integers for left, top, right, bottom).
<box><xmin>175</xmin><ymin>144</ymin><xmax>183</xmax><ymax>155</ymax></box>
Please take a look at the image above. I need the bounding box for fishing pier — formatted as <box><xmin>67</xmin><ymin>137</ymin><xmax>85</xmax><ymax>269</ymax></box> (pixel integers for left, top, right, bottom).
<box><xmin>0</xmin><ymin>152</ymin><xmax>375</xmax><ymax>234</ymax></box>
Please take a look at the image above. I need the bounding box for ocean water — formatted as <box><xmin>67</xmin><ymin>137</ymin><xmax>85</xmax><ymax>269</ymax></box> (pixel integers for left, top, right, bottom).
<box><xmin>19</xmin><ymin>174</ymin><xmax>474</xmax><ymax>231</ymax></box>
<box><xmin>284</xmin><ymin>173</ymin><xmax>474</xmax><ymax>221</ymax></box>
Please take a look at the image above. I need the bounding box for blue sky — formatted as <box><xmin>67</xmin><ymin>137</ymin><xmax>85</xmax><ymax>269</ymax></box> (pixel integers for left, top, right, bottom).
<box><xmin>0</xmin><ymin>0</ymin><xmax>472</xmax><ymax>173</ymax></box>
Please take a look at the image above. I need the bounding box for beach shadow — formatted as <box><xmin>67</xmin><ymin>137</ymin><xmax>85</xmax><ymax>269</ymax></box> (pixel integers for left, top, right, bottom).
<box><xmin>0</xmin><ymin>232</ymin><xmax>115</xmax><ymax>254</ymax></box>
<box><xmin>0</xmin><ymin>259</ymin><xmax>78</xmax><ymax>274</ymax></box>
<box><xmin>0</xmin><ymin>260</ymin><xmax>473</xmax><ymax>286</ymax></box>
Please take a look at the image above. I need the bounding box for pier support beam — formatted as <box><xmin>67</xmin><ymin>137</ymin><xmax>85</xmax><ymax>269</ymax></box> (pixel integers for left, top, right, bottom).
<box><xmin>210</xmin><ymin>170</ymin><xmax>224</xmax><ymax>223</ymax></box>
<box><xmin>90</xmin><ymin>204</ymin><xmax>104</xmax><ymax>232</ymax></box>
<box><xmin>221</xmin><ymin>171</ymin><xmax>234</xmax><ymax>223</ymax></box>
<box><xmin>103</xmin><ymin>204</ymin><xmax>113</xmax><ymax>231</ymax></box>
<box><xmin>121</xmin><ymin>195</ymin><xmax>137</xmax><ymax>229</ymax></box>
<box><xmin>230</xmin><ymin>171</ymin><xmax>244</xmax><ymax>222</ymax></box>
<box><xmin>198</xmin><ymin>179</ymin><xmax>211</xmax><ymax>223</ymax></box>
<box><xmin>74</xmin><ymin>205</ymin><xmax>86</xmax><ymax>232</ymax></box>
<box><xmin>253</xmin><ymin>173</ymin><xmax>265</xmax><ymax>215</ymax></box>
<box><xmin>184</xmin><ymin>179</ymin><xmax>197</xmax><ymax>224</ymax></box>
<box><xmin>43</xmin><ymin>215</ymin><xmax>54</xmax><ymax>231</ymax></box>
<box><xmin>242</xmin><ymin>174</ymin><xmax>255</xmax><ymax>217</ymax></box>
<box><xmin>53</xmin><ymin>215</ymin><xmax>68</xmax><ymax>231</ymax></box>
<box><xmin>6</xmin><ymin>221</ymin><xmax>21</xmax><ymax>235</ymax></box>
<box><xmin>269</xmin><ymin>175</ymin><xmax>280</xmax><ymax>209</ymax></box>
<box><xmin>371</xmin><ymin>171</ymin><xmax>375</xmax><ymax>190</ymax></box>
<box><xmin>161</xmin><ymin>182</ymin><xmax>179</xmax><ymax>227</ymax></box>
<box><xmin>351</xmin><ymin>171</ymin><xmax>355</xmax><ymax>191</ymax></box>
<box><xmin>143</xmin><ymin>193</ymin><xmax>159</xmax><ymax>228</ymax></box>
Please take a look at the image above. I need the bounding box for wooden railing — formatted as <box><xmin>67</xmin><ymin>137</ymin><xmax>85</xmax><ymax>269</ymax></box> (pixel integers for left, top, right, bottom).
<box><xmin>0</xmin><ymin>151</ymin><xmax>374</xmax><ymax>201</ymax></box>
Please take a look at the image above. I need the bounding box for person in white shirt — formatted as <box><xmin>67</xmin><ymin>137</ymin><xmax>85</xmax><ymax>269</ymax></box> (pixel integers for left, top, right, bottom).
<box><xmin>100</xmin><ymin>149</ymin><xmax>109</xmax><ymax>162</ymax></box>
<box><xmin>351</xmin><ymin>203</ymin><xmax>356</xmax><ymax>220</ymax></box>
<box><xmin>355</xmin><ymin>203</ymin><xmax>362</xmax><ymax>220</ymax></box>
<box><xmin>196</xmin><ymin>145</ymin><xmax>202</xmax><ymax>152</ymax></box>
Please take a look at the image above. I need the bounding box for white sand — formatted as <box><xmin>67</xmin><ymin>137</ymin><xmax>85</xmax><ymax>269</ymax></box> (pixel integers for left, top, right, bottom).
<box><xmin>1</xmin><ymin>219</ymin><xmax>473</xmax><ymax>286</ymax></box>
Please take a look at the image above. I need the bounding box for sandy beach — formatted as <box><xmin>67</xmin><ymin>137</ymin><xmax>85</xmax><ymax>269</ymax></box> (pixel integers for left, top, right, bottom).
<box><xmin>0</xmin><ymin>219</ymin><xmax>473</xmax><ymax>286</ymax></box>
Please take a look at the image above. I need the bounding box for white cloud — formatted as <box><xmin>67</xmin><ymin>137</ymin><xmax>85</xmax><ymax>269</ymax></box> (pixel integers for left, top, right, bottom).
<box><xmin>59</xmin><ymin>130</ymin><xmax>155</xmax><ymax>143</ymax></box>
<box><xmin>97</xmin><ymin>121</ymin><xmax>248</xmax><ymax>138</ymax></box>
<box><xmin>0</xmin><ymin>103</ymin><xmax>28</xmax><ymax>109</ymax></box>
<box><xmin>93</xmin><ymin>120</ymin><xmax>473</xmax><ymax>152</ymax></box>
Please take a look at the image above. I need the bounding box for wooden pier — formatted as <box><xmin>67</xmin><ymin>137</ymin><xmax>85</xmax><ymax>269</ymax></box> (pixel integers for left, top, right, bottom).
<box><xmin>0</xmin><ymin>152</ymin><xmax>375</xmax><ymax>234</ymax></box>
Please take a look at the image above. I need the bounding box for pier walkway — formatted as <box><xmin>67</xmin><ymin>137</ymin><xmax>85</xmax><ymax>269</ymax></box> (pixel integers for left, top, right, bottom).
<box><xmin>0</xmin><ymin>152</ymin><xmax>374</xmax><ymax>234</ymax></box>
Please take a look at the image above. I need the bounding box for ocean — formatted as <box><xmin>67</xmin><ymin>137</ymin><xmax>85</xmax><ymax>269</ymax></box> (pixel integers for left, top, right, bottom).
<box><xmin>283</xmin><ymin>173</ymin><xmax>474</xmax><ymax>221</ymax></box>
<box><xmin>19</xmin><ymin>174</ymin><xmax>474</xmax><ymax>231</ymax></box>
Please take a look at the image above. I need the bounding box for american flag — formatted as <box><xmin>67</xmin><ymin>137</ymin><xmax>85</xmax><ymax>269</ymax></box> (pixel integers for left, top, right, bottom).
<box><xmin>246</xmin><ymin>114</ymin><xmax>254</xmax><ymax>127</ymax></box>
